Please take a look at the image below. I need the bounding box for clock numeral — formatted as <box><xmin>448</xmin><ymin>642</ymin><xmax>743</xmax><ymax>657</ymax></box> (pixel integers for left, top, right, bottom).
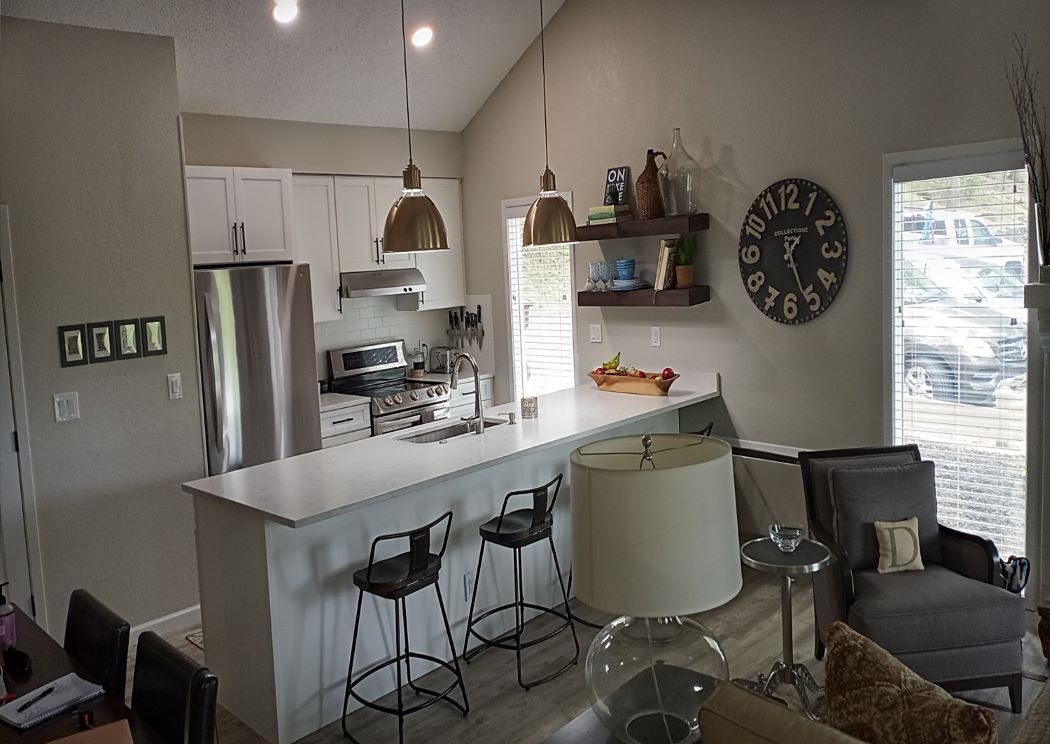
<box><xmin>744</xmin><ymin>213</ymin><xmax>766</xmax><ymax>240</ymax></box>
<box><xmin>761</xmin><ymin>192</ymin><xmax>778</xmax><ymax>220</ymax></box>
<box><xmin>818</xmin><ymin>267</ymin><xmax>838</xmax><ymax>290</ymax></box>
<box><xmin>783</xmin><ymin>293</ymin><xmax>798</xmax><ymax>321</ymax></box>
<box><xmin>802</xmin><ymin>283</ymin><xmax>821</xmax><ymax>311</ymax></box>
<box><xmin>821</xmin><ymin>240</ymin><xmax>844</xmax><ymax>258</ymax></box>
<box><xmin>778</xmin><ymin>182</ymin><xmax>800</xmax><ymax>211</ymax></box>
<box><xmin>763</xmin><ymin>285</ymin><xmax>781</xmax><ymax>311</ymax></box>
<box><xmin>814</xmin><ymin>209</ymin><xmax>837</xmax><ymax>236</ymax></box>
<box><xmin>804</xmin><ymin>190</ymin><xmax>818</xmax><ymax>216</ymax></box>
<box><xmin>740</xmin><ymin>244</ymin><xmax>761</xmax><ymax>265</ymax></box>
<box><xmin>746</xmin><ymin>270</ymin><xmax>766</xmax><ymax>293</ymax></box>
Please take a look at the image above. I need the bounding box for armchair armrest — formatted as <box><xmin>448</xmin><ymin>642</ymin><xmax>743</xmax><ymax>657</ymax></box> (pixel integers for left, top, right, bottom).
<box><xmin>810</xmin><ymin>526</ymin><xmax>854</xmax><ymax>635</ymax></box>
<box><xmin>939</xmin><ymin>524</ymin><xmax>1000</xmax><ymax>586</ymax></box>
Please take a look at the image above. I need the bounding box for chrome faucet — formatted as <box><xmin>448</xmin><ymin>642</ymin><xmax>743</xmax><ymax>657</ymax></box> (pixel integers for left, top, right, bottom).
<box><xmin>450</xmin><ymin>352</ymin><xmax>484</xmax><ymax>434</ymax></box>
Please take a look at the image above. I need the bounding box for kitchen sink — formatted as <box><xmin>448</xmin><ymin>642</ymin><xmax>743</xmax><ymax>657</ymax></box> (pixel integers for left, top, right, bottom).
<box><xmin>399</xmin><ymin>418</ymin><xmax>506</xmax><ymax>444</ymax></box>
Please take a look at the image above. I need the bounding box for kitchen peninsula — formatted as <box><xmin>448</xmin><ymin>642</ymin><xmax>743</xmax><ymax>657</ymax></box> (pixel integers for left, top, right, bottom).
<box><xmin>183</xmin><ymin>374</ymin><xmax>720</xmax><ymax>744</ymax></box>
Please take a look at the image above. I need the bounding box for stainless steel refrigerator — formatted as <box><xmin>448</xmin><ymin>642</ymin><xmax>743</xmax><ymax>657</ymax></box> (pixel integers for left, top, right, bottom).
<box><xmin>195</xmin><ymin>264</ymin><xmax>321</xmax><ymax>475</ymax></box>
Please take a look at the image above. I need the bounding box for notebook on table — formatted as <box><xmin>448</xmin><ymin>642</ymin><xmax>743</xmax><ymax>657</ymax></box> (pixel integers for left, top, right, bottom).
<box><xmin>0</xmin><ymin>672</ymin><xmax>104</xmax><ymax>729</ymax></box>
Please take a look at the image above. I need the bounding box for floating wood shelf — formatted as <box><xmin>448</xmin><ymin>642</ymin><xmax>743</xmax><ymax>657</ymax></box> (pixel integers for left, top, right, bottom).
<box><xmin>575</xmin><ymin>213</ymin><xmax>710</xmax><ymax>242</ymax></box>
<box><xmin>577</xmin><ymin>285</ymin><xmax>711</xmax><ymax>307</ymax></box>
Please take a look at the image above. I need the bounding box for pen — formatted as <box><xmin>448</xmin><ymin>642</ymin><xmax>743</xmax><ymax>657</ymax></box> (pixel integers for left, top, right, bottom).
<box><xmin>16</xmin><ymin>685</ymin><xmax>54</xmax><ymax>713</ymax></box>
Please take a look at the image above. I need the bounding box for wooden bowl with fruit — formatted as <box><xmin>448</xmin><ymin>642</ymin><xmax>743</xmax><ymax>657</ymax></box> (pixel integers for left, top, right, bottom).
<box><xmin>588</xmin><ymin>353</ymin><xmax>679</xmax><ymax>396</ymax></box>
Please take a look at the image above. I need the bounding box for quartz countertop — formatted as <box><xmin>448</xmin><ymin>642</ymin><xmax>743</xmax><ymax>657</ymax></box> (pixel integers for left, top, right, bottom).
<box><xmin>183</xmin><ymin>372</ymin><xmax>720</xmax><ymax>528</ymax></box>
<box><xmin>407</xmin><ymin>371</ymin><xmax>494</xmax><ymax>385</ymax></box>
<box><xmin>319</xmin><ymin>392</ymin><xmax>370</xmax><ymax>413</ymax></box>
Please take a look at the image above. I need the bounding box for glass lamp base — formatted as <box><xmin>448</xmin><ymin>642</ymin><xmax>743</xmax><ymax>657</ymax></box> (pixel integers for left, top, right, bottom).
<box><xmin>584</xmin><ymin>616</ymin><xmax>728</xmax><ymax>744</ymax></box>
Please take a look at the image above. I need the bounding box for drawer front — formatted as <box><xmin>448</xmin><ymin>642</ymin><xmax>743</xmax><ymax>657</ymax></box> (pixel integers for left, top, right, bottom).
<box><xmin>479</xmin><ymin>377</ymin><xmax>494</xmax><ymax>402</ymax></box>
<box><xmin>321</xmin><ymin>428</ymin><xmax>371</xmax><ymax>448</ymax></box>
<box><xmin>320</xmin><ymin>404</ymin><xmax>370</xmax><ymax>438</ymax></box>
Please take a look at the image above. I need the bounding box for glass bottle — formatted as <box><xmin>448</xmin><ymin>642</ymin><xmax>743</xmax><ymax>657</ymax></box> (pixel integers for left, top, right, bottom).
<box><xmin>658</xmin><ymin>128</ymin><xmax>702</xmax><ymax>215</ymax></box>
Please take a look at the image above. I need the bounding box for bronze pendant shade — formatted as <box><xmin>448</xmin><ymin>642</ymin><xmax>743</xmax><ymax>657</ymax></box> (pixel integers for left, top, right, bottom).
<box><xmin>383</xmin><ymin>0</ymin><xmax>448</xmax><ymax>254</ymax></box>
<box><xmin>523</xmin><ymin>0</ymin><xmax>577</xmax><ymax>249</ymax></box>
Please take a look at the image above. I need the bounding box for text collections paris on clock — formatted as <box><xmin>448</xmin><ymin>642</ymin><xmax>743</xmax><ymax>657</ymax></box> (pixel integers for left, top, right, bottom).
<box><xmin>737</xmin><ymin>178</ymin><xmax>847</xmax><ymax>324</ymax></box>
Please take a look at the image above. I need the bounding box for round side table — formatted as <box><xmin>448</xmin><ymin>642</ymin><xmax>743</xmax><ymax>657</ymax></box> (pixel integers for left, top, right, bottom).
<box><xmin>740</xmin><ymin>537</ymin><xmax>833</xmax><ymax>719</ymax></box>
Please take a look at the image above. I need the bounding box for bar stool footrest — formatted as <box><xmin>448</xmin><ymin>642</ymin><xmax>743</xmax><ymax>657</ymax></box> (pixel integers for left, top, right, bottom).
<box><xmin>464</xmin><ymin>601</ymin><xmax>574</xmax><ymax>658</ymax></box>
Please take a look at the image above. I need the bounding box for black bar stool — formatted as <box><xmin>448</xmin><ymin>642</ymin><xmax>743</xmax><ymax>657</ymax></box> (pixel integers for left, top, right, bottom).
<box><xmin>342</xmin><ymin>511</ymin><xmax>468</xmax><ymax>744</ymax></box>
<box><xmin>462</xmin><ymin>473</ymin><xmax>579</xmax><ymax>690</ymax></box>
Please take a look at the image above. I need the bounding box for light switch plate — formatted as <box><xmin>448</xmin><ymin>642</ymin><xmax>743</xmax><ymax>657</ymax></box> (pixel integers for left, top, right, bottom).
<box><xmin>53</xmin><ymin>392</ymin><xmax>79</xmax><ymax>422</ymax></box>
<box><xmin>589</xmin><ymin>324</ymin><xmax>602</xmax><ymax>343</ymax></box>
<box><xmin>650</xmin><ymin>326</ymin><xmax>661</xmax><ymax>347</ymax></box>
<box><xmin>167</xmin><ymin>373</ymin><xmax>183</xmax><ymax>400</ymax></box>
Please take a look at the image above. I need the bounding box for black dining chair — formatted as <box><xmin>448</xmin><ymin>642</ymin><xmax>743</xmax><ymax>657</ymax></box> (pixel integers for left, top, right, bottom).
<box><xmin>132</xmin><ymin>631</ymin><xmax>218</xmax><ymax>744</ymax></box>
<box><xmin>63</xmin><ymin>589</ymin><xmax>131</xmax><ymax>694</ymax></box>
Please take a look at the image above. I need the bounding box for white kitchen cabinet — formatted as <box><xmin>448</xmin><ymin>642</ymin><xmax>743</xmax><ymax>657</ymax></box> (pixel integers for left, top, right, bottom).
<box><xmin>334</xmin><ymin>176</ymin><xmax>415</xmax><ymax>272</ymax></box>
<box><xmin>292</xmin><ymin>176</ymin><xmax>342</xmax><ymax>323</ymax></box>
<box><xmin>186</xmin><ymin>166</ymin><xmax>293</xmax><ymax>265</ymax></box>
<box><xmin>449</xmin><ymin>374</ymin><xmax>494</xmax><ymax>420</ymax></box>
<box><xmin>395</xmin><ymin>178</ymin><xmax>466</xmax><ymax>311</ymax></box>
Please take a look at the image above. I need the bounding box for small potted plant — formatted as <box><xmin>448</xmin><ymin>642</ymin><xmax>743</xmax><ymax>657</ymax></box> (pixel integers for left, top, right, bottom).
<box><xmin>674</xmin><ymin>233</ymin><xmax>697</xmax><ymax>288</ymax></box>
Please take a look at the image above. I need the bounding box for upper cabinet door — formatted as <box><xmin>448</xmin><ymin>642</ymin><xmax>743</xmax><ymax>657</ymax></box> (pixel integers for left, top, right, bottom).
<box><xmin>185</xmin><ymin>166</ymin><xmax>238</xmax><ymax>265</ymax></box>
<box><xmin>233</xmin><ymin>167</ymin><xmax>294</xmax><ymax>263</ymax></box>
<box><xmin>334</xmin><ymin>176</ymin><xmax>380</xmax><ymax>273</ymax></box>
<box><xmin>398</xmin><ymin>178</ymin><xmax>465</xmax><ymax>311</ymax></box>
<box><xmin>292</xmin><ymin>176</ymin><xmax>342</xmax><ymax>324</ymax></box>
<box><xmin>372</xmin><ymin>177</ymin><xmax>416</xmax><ymax>269</ymax></box>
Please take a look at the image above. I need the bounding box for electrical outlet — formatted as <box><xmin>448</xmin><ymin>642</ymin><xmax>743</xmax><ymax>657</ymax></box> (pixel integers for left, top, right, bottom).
<box><xmin>53</xmin><ymin>392</ymin><xmax>80</xmax><ymax>422</ymax></box>
<box><xmin>463</xmin><ymin>572</ymin><xmax>476</xmax><ymax>603</ymax></box>
<box><xmin>589</xmin><ymin>324</ymin><xmax>602</xmax><ymax>343</ymax></box>
<box><xmin>167</xmin><ymin>373</ymin><xmax>183</xmax><ymax>400</ymax></box>
<box><xmin>650</xmin><ymin>326</ymin><xmax>661</xmax><ymax>347</ymax></box>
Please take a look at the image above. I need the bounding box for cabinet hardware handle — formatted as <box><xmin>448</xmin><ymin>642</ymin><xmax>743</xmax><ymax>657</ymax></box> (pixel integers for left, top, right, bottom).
<box><xmin>232</xmin><ymin>223</ymin><xmax>238</xmax><ymax>255</ymax></box>
<box><xmin>336</xmin><ymin>287</ymin><xmax>342</xmax><ymax>314</ymax></box>
<box><xmin>239</xmin><ymin>222</ymin><xmax>246</xmax><ymax>254</ymax></box>
<box><xmin>379</xmin><ymin>237</ymin><xmax>385</xmax><ymax>264</ymax></box>
<box><xmin>331</xmin><ymin>417</ymin><xmax>355</xmax><ymax>425</ymax></box>
<box><xmin>374</xmin><ymin>237</ymin><xmax>380</xmax><ymax>264</ymax></box>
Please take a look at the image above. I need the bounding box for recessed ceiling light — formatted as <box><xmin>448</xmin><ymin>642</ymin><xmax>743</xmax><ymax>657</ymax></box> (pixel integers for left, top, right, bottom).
<box><xmin>273</xmin><ymin>0</ymin><xmax>298</xmax><ymax>24</ymax></box>
<box><xmin>411</xmin><ymin>26</ymin><xmax>433</xmax><ymax>47</ymax></box>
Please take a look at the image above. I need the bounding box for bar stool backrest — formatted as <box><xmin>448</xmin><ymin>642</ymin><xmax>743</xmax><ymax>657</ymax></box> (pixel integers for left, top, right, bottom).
<box><xmin>366</xmin><ymin>511</ymin><xmax>454</xmax><ymax>585</ymax></box>
<box><xmin>495</xmin><ymin>473</ymin><xmax>563</xmax><ymax>534</ymax></box>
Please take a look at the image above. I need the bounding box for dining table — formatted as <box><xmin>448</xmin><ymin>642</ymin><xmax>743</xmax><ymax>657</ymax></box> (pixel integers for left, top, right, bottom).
<box><xmin>0</xmin><ymin>608</ymin><xmax>163</xmax><ymax>743</ymax></box>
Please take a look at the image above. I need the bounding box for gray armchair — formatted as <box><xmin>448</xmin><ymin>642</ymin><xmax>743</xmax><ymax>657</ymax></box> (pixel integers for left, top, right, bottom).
<box><xmin>798</xmin><ymin>444</ymin><xmax>1025</xmax><ymax>713</ymax></box>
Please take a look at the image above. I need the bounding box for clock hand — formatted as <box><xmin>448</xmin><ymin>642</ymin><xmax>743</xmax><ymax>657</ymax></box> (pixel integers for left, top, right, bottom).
<box><xmin>783</xmin><ymin>236</ymin><xmax>807</xmax><ymax>295</ymax></box>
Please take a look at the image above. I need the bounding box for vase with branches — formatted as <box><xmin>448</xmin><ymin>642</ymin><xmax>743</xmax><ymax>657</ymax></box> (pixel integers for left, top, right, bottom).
<box><xmin>1007</xmin><ymin>34</ymin><xmax>1049</xmax><ymax>268</ymax></box>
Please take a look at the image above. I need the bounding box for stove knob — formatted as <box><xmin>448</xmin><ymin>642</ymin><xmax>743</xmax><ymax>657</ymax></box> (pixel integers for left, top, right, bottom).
<box><xmin>383</xmin><ymin>396</ymin><xmax>393</xmax><ymax>406</ymax></box>
<box><xmin>426</xmin><ymin>387</ymin><xmax>435</xmax><ymax>397</ymax></box>
<box><xmin>393</xmin><ymin>394</ymin><xmax>403</xmax><ymax>404</ymax></box>
<box><xmin>441</xmin><ymin>384</ymin><xmax>449</xmax><ymax>394</ymax></box>
<box><xmin>410</xmin><ymin>391</ymin><xmax>419</xmax><ymax>401</ymax></box>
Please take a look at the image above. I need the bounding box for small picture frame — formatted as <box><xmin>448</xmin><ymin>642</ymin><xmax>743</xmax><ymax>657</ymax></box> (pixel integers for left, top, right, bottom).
<box><xmin>87</xmin><ymin>321</ymin><xmax>115</xmax><ymax>363</ymax></box>
<box><xmin>115</xmin><ymin>319</ymin><xmax>141</xmax><ymax>360</ymax></box>
<box><xmin>58</xmin><ymin>324</ymin><xmax>88</xmax><ymax>367</ymax></box>
<box><xmin>141</xmin><ymin>316</ymin><xmax>167</xmax><ymax>357</ymax></box>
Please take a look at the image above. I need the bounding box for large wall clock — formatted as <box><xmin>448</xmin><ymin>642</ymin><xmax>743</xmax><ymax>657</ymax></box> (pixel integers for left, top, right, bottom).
<box><xmin>737</xmin><ymin>178</ymin><xmax>848</xmax><ymax>324</ymax></box>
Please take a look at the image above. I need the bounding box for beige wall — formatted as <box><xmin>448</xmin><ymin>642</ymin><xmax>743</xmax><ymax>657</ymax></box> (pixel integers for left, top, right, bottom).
<box><xmin>181</xmin><ymin>113</ymin><xmax>463</xmax><ymax>178</ymax></box>
<box><xmin>1</xmin><ymin>18</ymin><xmax>204</xmax><ymax>631</ymax></box>
<box><xmin>462</xmin><ymin>0</ymin><xmax>1050</xmax><ymax>446</ymax></box>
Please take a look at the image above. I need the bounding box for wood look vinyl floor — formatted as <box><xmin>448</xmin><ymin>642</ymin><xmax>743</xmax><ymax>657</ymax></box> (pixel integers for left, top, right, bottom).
<box><xmin>129</xmin><ymin>569</ymin><xmax>1047</xmax><ymax>744</ymax></box>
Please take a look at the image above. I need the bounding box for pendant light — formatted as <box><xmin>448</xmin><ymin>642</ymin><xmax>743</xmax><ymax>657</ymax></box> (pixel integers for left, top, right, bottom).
<box><xmin>383</xmin><ymin>0</ymin><xmax>448</xmax><ymax>254</ymax></box>
<box><xmin>522</xmin><ymin>0</ymin><xmax>577</xmax><ymax>249</ymax></box>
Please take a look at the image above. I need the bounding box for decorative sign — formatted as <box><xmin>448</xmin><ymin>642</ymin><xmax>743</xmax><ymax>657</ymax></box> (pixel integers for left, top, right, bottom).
<box><xmin>604</xmin><ymin>166</ymin><xmax>630</xmax><ymax>206</ymax></box>
<box><xmin>738</xmin><ymin>178</ymin><xmax>848</xmax><ymax>324</ymax></box>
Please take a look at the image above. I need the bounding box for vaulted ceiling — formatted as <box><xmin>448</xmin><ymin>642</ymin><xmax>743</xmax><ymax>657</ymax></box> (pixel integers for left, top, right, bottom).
<box><xmin>1</xmin><ymin>0</ymin><xmax>565</xmax><ymax>132</ymax></box>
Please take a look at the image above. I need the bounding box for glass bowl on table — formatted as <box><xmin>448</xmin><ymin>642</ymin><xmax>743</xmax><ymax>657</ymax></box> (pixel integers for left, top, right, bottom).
<box><xmin>768</xmin><ymin>523</ymin><xmax>804</xmax><ymax>553</ymax></box>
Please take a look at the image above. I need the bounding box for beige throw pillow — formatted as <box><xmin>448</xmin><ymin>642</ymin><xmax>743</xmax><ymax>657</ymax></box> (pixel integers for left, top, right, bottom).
<box><xmin>874</xmin><ymin>517</ymin><xmax>924</xmax><ymax>573</ymax></box>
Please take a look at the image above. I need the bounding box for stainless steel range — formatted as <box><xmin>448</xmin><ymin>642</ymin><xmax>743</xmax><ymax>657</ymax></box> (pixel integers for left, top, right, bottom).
<box><xmin>327</xmin><ymin>340</ymin><xmax>451</xmax><ymax>435</ymax></box>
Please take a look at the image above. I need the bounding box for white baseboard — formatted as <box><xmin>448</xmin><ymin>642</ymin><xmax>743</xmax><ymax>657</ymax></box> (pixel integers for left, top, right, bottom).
<box><xmin>130</xmin><ymin>604</ymin><xmax>201</xmax><ymax>647</ymax></box>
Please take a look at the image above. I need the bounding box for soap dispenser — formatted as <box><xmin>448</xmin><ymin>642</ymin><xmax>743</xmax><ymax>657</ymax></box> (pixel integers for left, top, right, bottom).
<box><xmin>0</xmin><ymin>582</ymin><xmax>15</xmax><ymax>648</ymax></box>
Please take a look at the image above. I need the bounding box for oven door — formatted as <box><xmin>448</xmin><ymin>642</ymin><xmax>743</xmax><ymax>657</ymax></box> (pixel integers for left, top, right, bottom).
<box><xmin>373</xmin><ymin>401</ymin><xmax>450</xmax><ymax>435</ymax></box>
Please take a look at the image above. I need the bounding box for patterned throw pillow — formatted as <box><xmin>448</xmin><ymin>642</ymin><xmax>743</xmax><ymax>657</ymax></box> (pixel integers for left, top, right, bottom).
<box><xmin>825</xmin><ymin>622</ymin><xmax>997</xmax><ymax>744</ymax></box>
<box><xmin>874</xmin><ymin>517</ymin><xmax>925</xmax><ymax>573</ymax></box>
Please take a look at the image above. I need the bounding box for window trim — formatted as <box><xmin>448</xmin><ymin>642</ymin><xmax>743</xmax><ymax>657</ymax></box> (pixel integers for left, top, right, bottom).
<box><xmin>500</xmin><ymin>193</ymin><xmax>578</xmax><ymax>401</ymax></box>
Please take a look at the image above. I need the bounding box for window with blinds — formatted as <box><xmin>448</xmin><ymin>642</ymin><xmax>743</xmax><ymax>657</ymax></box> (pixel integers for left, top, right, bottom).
<box><xmin>504</xmin><ymin>209</ymin><xmax>576</xmax><ymax>400</ymax></box>
<box><xmin>891</xmin><ymin>165</ymin><xmax>1028</xmax><ymax>557</ymax></box>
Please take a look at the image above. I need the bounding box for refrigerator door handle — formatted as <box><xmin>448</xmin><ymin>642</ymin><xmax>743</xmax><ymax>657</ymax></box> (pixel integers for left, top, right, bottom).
<box><xmin>199</xmin><ymin>298</ymin><xmax>229</xmax><ymax>473</ymax></box>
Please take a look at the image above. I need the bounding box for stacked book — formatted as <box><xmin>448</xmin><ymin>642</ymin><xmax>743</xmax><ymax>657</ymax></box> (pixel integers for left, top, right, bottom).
<box><xmin>587</xmin><ymin>204</ymin><xmax>633</xmax><ymax>225</ymax></box>
<box><xmin>654</xmin><ymin>239</ymin><xmax>678</xmax><ymax>291</ymax></box>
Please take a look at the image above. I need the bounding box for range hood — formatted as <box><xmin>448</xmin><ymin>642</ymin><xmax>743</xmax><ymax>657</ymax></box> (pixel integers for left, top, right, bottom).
<box><xmin>340</xmin><ymin>267</ymin><xmax>427</xmax><ymax>298</ymax></box>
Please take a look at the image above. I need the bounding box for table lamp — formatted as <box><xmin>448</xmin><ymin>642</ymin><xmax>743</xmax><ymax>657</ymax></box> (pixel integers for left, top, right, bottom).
<box><xmin>570</xmin><ymin>433</ymin><xmax>742</xmax><ymax>744</ymax></box>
